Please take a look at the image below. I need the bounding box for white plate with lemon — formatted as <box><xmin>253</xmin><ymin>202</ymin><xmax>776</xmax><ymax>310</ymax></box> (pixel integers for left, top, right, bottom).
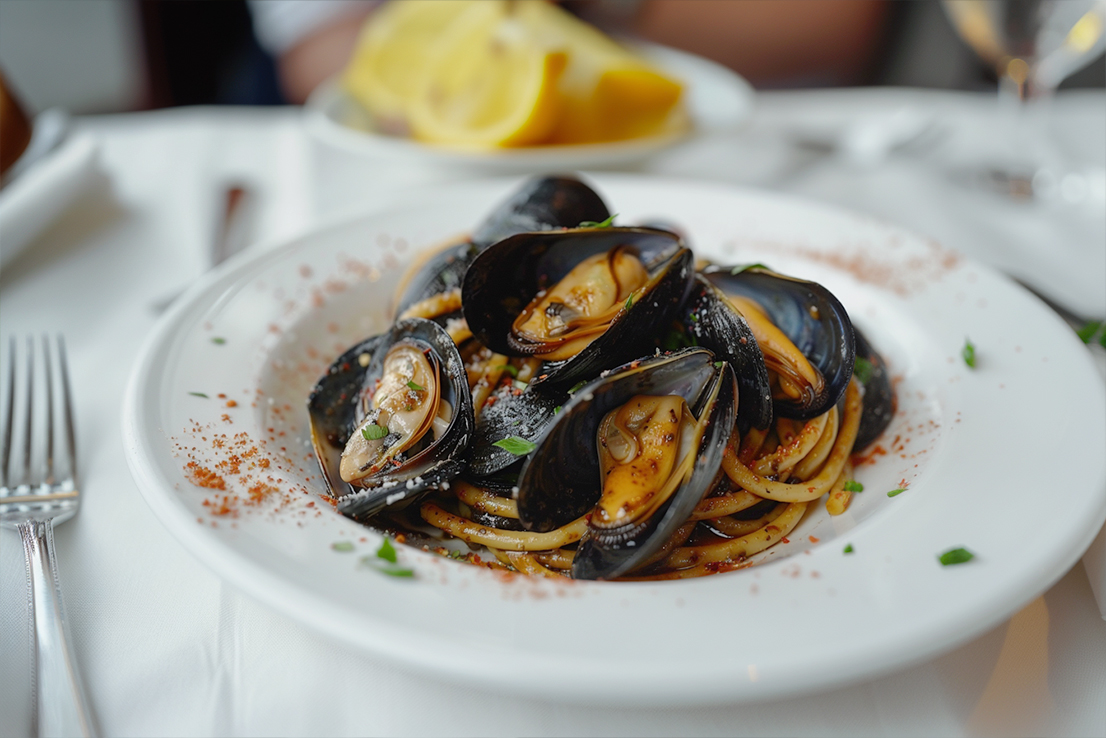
<box><xmin>304</xmin><ymin>0</ymin><xmax>754</xmax><ymax>172</ymax></box>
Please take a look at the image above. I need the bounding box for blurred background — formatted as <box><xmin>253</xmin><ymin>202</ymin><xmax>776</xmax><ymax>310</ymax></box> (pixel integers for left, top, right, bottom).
<box><xmin>1</xmin><ymin>0</ymin><xmax>1102</xmax><ymax>114</ymax></box>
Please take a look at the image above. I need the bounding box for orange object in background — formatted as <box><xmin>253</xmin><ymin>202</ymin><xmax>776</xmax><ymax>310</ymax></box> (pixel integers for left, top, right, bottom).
<box><xmin>0</xmin><ymin>71</ymin><xmax>33</xmax><ymax>175</ymax></box>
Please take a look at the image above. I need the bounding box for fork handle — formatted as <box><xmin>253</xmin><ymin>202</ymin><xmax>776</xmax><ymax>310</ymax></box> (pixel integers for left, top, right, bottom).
<box><xmin>19</xmin><ymin>520</ymin><xmax>97</xmax><ymax>738</ymax></box>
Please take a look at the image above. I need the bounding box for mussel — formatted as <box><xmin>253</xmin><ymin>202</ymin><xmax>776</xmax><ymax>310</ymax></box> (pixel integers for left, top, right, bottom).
<box><xmin>515</xmin><ymin>348</ymin><xmax>737</xmax><ymax>580</ymax></box>
<box><xmin>307</xmin><ymin>318</ymin><xmax>474</xmax><ymax>518</ymax></box>
<box><xmin>462</xmin><ymin>227</ymin><xmax>694</xmax><ymax>390</ymax></box>
<box><xmin>701</xmin><ymin>266</ymin><xmax>854</xmax><ymax>420</ymax></box>
<box><xmin>393</xmin><ymin>176</ymin><xmax>611</xmax><ymax>321</ymax></box>
<box><xmin>682</xmin><ymin>274</ymin><xmax>773</xmax><ymax>433</ymax></box>
<box><xmin>852</xmin><ymin>326</ymin><xmax>895</xmax><ymax>450</ymax></box>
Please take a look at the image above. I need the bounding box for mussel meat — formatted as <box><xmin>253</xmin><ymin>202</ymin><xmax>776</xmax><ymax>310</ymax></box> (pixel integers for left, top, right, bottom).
<box><xmin>515</xmin><ymin>348</ymin><xmax>736</xmax><ymax>580</ymax></box>
<box><xmin>307</xmin><ymin>318</ymin><xmax>474</xmax><ymax>518</ymax></box>
<box><xmin>702</xmin><ymin>265</ymin><xmax>854</xmax><ymax>420</ymax></box>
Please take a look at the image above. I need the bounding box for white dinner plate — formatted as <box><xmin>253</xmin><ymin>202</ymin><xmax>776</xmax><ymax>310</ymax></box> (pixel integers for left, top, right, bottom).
<box><xmin>123</xmin><ymin>175</ymin><xmax>1106</xmax><ymax>705</ymax></box>
<box><xmin>304</xmin><ymin>43</ymin><xmax>754</xmax><ymax>173</ymax></box>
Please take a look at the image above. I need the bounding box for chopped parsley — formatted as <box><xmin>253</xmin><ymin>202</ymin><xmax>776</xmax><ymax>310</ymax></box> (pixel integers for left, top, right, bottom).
<box><xmin>376</xmin><ymin>537</ymin><xmax>398</xmax><ymax>563</ymax></box>
<box><xmin>211</xmin><ymin>337</ymin><xmax>226</xmax><ymax>345</ymax></box>
<box><xmin>962</xmin><ymin>338</ymin><xmax>976</xmax><ymax>368</ymax></box>
<box><xmin>362</xmin><ymin>423</ymin><xmax>388</xmax><ymax>441</ymax></box>
<box><xmin>887</xmin><ymin>487</ymin><xmax>905</xmax><ymax>498</ymax></box>
<box><xmin>358</xmin><ymin>537</ymin><xmax>415</xmax><ymax>577</ymax></box>
<box><xmin>844</xmin><ymin>480</ymin><xmax>864</xmax><ymax>493</ymax></box>
<box><xmin>625</xmin><ymin>293</ymin><xmax>634</xmax><ymax>310</ymax></box>
<box><xmin>406</xmin><ymin>380</ymin><xmax>424</xmax><ymax>391</ymax></box>
<box><xmin>568</xmin><ymin>380</ymin><xmax>588</xmax><ymax>394</ymax></box>
<box><xmin>690</xmin><ymin>312</ymin><xmax>699</xmax><ymax>322</ymax></box>
<box><xmin>1076</xmin><ymin>320</ymin><xmax>1104</xmax><ymax>345</ymax></box>
<box><xmin>939</xmin><ymin>547</ymin><xmax>974</xmax><ymax>566</ymax></box>
<box><xmin>730</xmin><ymin>262</ymin><xmax>769</xmax><ymax>276</ymax></box>
<box><xmin>498</xmin><ymin>364</ymin><xmax>519</xmax><ymax>378</ymax></box>
<box><xmin>713</xmin><ymin>361</ymin><xmax>724</xmax><ymax>368</ymax></box>
<box><xmin>578</xmin><ymin>214</ymin><xmax>617</xmax><ymax>228</ymax></box>
<box><xmin>493</xmin><ymin>436</ymin><xmax>537</xmax><ymax>455</ymax></box>
<box><xmin>843</xmin><ymin>544</ymin><xmax>854</xmax><ymax>554</ymax></box>
<box><xmin>188</xmin><ymin>391</ymin><xmax>209</xmax><ymax>398</ymax></box>
<box><xmin>853</xmin><ymin>356</ymin><xmax>873</xmax><ymax>384</ymax></box>
<box><xmin>553</xmin><ymin>406</ymin><xmax>561</xmax><ymax>414</ymax></box>
<box><xmin>331</xmin><ymin>541</ymin><xmax>354</xmax><ymax>552</ymax></box>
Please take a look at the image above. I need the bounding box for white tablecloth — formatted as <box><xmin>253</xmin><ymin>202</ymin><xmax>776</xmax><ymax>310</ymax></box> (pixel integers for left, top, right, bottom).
<box><xmin>1</xmin><ymin>89</ymin><xmax>1104</xmax><ymax>737</ymax></box>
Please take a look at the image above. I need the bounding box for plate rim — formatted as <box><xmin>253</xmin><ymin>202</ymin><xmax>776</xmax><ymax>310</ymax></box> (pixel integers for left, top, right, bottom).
<box><xmin>122</xmin><ymin>174</ymin><xmax>1106</xmax><ymax>705</ymax></box>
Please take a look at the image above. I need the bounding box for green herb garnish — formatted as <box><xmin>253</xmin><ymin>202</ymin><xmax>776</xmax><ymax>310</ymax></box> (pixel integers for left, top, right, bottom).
<box><xmin>362</xmin><ymin>423</ymin><xmax>388</xmax><ymax>441</ymax></box>
<box><xmin>406</xmin><ymin>380</ymin><xmax>424</xmax><ymax>391</ymax></box>
<box><xmin>553</xmin><ymin>406</ymin><xmax>561</xmax><ymax>414</ymax></box>
<box><xmin>938</xmin><ymin>547</ymin><xmax>974</xmax><ymax>566</ymax></box>
<box><xmin>188</xmin><ymin>391</ymin><xmax>209</xmax><ymax>398</ymax></box>
<box><xmin>332</xmin><ymin>541</ymin><xmax>354</xmax><ymax>552</ymax></box>
<box><xmin>730</xmin><ymin>262</ymin><xmax>768</xmax><ymax>276</ymax></box>
<box><xmin>355</xmin><ymin>538</ymin><xmax>415</xmax><ymax>577</ymax></box>
<box><xmin>625</xmin><ymin>293</ymin><xmax>634</xmax><ymax>310</ymax></box>
<box><xmin>713</xmin><ymin>361</ymin><xmax>724</xmax><ymax>368</ymax></box>
<box><xmin>211</xmin><ymin>337</ymin><xmax>226</xmax><ymax>345</ymax></box>
<box><xmin>853</xmin><ymin>356</ymin><xmax>873</xmax><ymax>384</ymax></box>
<box><xmin>568</xmin><ymin>380</ymin><xmax>588</xmax><ymax>394</ymax></box>
<box><xmin>1076</xmin><ymin>320</ymin><xmax>1104</xmax><ymax>344</ymax></box>
<box><xmin>887</xmin><ymin>487</ymin><xmax>905</xmax><ymax>497</ymax></box>
<box><xmin>377</xmin><ymin>537</ymin><xmax>398</xmax><ymax>563</ymax></box>
<box><xmin>579</xmin><ymin>214</ymin><xmax>617</xmax><ymax>228</ymax></box>
<box><xmin>690</xmin><ymin>313</ymin><xmax>699</xmax><ymax>322</ymax></box>
<box><xmin>493</xmin><ymin>436</ymin><xmax>537</xmax><ymax>455</ymax></box>
<box><xmin>498</xmin><ymin>364</ymin><xmax>519</xmax><ymax>378</ymax></box>
<box><xmin>843</xmin><ymin>544</ymin><xmax>854</xmax><ymax>554</ymax></box>
<box><xmin>962</xmin><ymin>338</ymin><xmax>976</xmax><ymax>368</ymax></box>
<box><xmin>359</xmin><ymin>556</ymin><xmax>415</xmax><ymax>578</ymax></box>
<box><xmin>844</xmin><ymin>480</ymin><xmax>864</xmax><ymax>493</ymax></box>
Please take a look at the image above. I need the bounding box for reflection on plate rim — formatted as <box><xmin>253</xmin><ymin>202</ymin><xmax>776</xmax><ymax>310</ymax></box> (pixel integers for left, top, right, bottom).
<box><xmin>122</xmin><ymin>175</ymin><xmax>1106</xmax><ymax>706</ymax></box>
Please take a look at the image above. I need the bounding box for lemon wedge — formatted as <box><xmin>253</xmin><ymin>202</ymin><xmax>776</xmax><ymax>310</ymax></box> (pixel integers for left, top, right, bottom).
<box><xmin>407</xmin><ymin>2</ymin><xmax>568</xmax><ymax>148</ymax></box>
<box><xmin>342</xmin><ymin>0</ymin><xmax>477</xmax><ymax>131</ymax></box>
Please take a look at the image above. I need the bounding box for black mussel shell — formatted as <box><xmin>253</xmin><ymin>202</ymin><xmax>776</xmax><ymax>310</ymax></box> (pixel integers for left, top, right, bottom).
<box><xmin>462</xmin><ymin>227</ymin><xmax>694</xmax><ymax>391</ymax></box>
<box><xmin>392</xmin><ymin>176</ymin><xmax>609</xmax><ymax>320</ymax></box>
<box><xmin>514</xmin><ymin>349</ymin><xmax>737</xmax><ymax>579</ymax></box>
<box><xmin>307</xmin><ymin>318</ymin><xmax>475</xmax><ymax>519</ymax></box>
<box><xmin>853</xmin><ymin>327</ymin><xmax>895</xmax><ymax>450</ymax></box>
<box><xmin>470</xmin><ymin>175</ymin><xmax>610</xmax><ymax>247</ymax></box>
<box><xmin>683</xmin><ymin>274</ymin><xmax>773</xmax><ymax>433</ymax></box>
<box><xmin>393</xmin><ymin>242</ymin><xmax>477</xmax><ymax>320</ymax></box>
<box><xmin>467</xmin><ymin>384</ymin><xmax>567</xmax><ymax>477</ymax></box>
<box><xmin>516</xmin><ymin>348</ymin><xmax>737</xmax><ymax>580</ymax></box>
<box><xmin>702</xmin><ymin>266</ymin><xmax>855</xmax><ymax>420</ymax></box>
<box><xmin>307</xmin><ymin>333</ymin><xmax>388</xmax><ymax>495</ymax></box>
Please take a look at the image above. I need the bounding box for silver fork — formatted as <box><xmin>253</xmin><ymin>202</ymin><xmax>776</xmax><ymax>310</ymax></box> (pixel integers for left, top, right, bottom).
<box><xmin>1</xmin><ymin>335</ymin><xmax>97</xmax><ymax>737</ymax></box>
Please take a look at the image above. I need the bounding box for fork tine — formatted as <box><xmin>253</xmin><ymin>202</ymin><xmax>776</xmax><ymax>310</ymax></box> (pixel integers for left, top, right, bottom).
<box><xmin>57</xmin><ymin>334</ymin><xmax>77</xmax><ymax>482</ymax></box>
<box><xmin>23</xmin><ymin>335</ymin><xmax>33</xmax><ymax>486</ymax></box>
<box><xmin>43</xmin><ymin>334</ymin><xmax>55</xmax><ymax>485</ymax></box>
<box><xmin>1</xmin><ymin>336</ymin><xmax>14</xmax><ymax>486</ymax></box>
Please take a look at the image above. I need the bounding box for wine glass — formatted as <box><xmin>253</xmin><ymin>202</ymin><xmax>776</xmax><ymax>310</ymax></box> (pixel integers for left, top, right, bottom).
<box><xmin>941</xmin><ymin>0</ymin><xmax>1106</xmax><ymax>200</ymax></box>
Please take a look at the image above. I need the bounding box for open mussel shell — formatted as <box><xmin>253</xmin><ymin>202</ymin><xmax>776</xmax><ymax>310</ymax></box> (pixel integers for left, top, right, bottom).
<box><xmin>307</xmin><ymin>318</ymin><xmax>474</xmax><ymax>519</ymax></box>
<box><xmin>853</xmin><ymin>326</ymin><xmax>895</xmax><ymax>450</ymax></box>
<box><xmin>515</xmin><ymin>348</ymin><xmax>737</xmax><ymax>580</ymax></box>
<box><xmin>683</xmin><ymin>274</ymin><xmax>773</xmax><ymax>433</ymax></box>
<box><xmin>701</xmin><ymin>266</ymin><xmax>855</xmax><ymax>420</ymax></box>
<box><xmin>462</xmin><ymin>227</ymin><xmax>694</xmax><ymax>391</ymax></box>
<box><xmin>393</xmin><ymin>176</ymin><xmax>610</xmax><ymax>320</ymax></box>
